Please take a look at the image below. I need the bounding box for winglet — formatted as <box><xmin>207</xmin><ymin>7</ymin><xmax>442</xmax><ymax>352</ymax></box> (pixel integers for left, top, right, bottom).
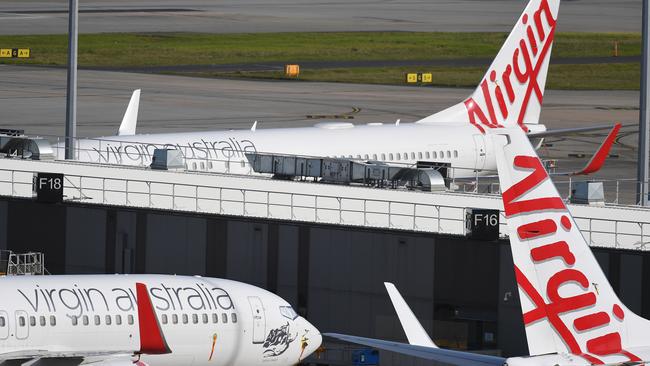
<box><xmin>384</xmin><ymin>282</ymin><xmax>437</xmax><ymax>348</ymax></box>
<box><xmin>117</xmin><ymin>89</ymin><xmax>141</xmax><ymax>136</ymax></box>
<box><xmin>571</xmin><ymin>123</ymin><xmax>621</xmax><ymax>176</ymax></box>
<box><xmin>136</xmin><ymin>282</ymin><xmax>171</xmax><ymax>355</ymax></box>
<box><xmin>251</xmin><ymin>121</ymin><xmax>257</xmax><ymax>132</ymax></box>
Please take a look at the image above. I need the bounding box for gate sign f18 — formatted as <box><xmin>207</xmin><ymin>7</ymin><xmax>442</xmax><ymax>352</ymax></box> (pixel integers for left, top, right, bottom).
<box><xmin>466</xmin><ymin>208</ymin><xmax>500</xmax><ymax>241</ymax></box>
<box><xmin>33</xmin><ymin>173</ymin><xmax>64</xmax><ymax>203</ymax></box>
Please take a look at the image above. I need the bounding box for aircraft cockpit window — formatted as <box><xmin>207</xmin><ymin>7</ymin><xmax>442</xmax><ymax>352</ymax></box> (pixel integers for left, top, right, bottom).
<box><xmin>279</xmin><ymin>306</ymin><xmax>299</xmax><ymax>320</ymax></box>
<box><xmin>232</xmin><ymin>313</ymin><xmax>238</xmax><ymax>323</ymax></box>
<box><xmin>0</xmin><ymin>317</ymin><xmax>5</xmax><ymax>327</ymax></box>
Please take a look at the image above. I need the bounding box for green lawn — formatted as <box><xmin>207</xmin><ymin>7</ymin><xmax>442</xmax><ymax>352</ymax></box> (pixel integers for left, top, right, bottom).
<box><xmin>0</xmin><ymin>32</ymin><xmax>640</xmax><ymax>67</ymax></box>
<box><xmin>0</xmin><ymin>32</ymin><xmax>641</xmax><ymax>89</ymax></box>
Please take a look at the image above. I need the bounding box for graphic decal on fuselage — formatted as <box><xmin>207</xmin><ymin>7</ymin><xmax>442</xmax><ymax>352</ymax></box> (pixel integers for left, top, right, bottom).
<box><xmin>89</xmin><ymin>138</ymin><xmax>258</xmax><ymax>164</ymax></box>
<box><xmin>262</xmin><ymin>322</ymin><xmax>297</xmax><ymax>358</ymax></box>
<box><xmin>17</xmin><ymin>282</ymin><xmax>235</xmax><ymax>318</ymax></box>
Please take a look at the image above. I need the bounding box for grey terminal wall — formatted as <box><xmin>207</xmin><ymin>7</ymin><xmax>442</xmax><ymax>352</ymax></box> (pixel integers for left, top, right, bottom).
<box><xmin>1</xmin><ymin>197</ymin><xmax>649</xmax><ymax>364</ymax></box>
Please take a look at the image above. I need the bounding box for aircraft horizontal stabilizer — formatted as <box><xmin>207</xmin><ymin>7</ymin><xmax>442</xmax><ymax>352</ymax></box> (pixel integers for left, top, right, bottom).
<box><xmin>549</xmin><ymin>123</ymin><xmax>620</xmax><ymax>176</ymax></box>
<box><xmin>324</xmin><ymin>333</ymin><xmax>505</xmax><ymax>366</ymax></box>
<box><xmin>527</xmin><ymin>123</ymin><xmax>628</xmax><ymax>139</ymax></box>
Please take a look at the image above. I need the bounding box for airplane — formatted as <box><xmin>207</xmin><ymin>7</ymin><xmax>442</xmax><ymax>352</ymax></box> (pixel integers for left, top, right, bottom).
<box><xmin>52</xmin><ymin>0</ymin><xmax>609</xmax><ymax>179</ymax></box>
<box><xmin>0</xmin><ymin>274</ymin><xmax>322</xmax><ymax>366</ymax></box>
<box><xmin>324</xmin><ymin>125</ymin><xmax>650</xmax><ymax>364</ymax></box>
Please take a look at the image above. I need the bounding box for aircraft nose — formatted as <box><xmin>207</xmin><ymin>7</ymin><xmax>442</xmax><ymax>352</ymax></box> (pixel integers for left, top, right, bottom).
<box><xmin>299</xmin><ymin>317</ymin><xmax>322</xmax><ymax>360</ymax></box>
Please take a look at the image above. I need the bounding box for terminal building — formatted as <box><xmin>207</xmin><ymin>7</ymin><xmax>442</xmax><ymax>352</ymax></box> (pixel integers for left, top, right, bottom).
<box><xmin>0</xmin><ymin>145</ymin><xmax>649</xmax><ymax>365</ymax></box>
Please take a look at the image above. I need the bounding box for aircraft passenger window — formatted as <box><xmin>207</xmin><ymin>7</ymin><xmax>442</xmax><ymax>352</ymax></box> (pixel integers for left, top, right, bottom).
<box><xmin>389</xmin><ymin>153</ymin><xmax>393</xmax><ymax>160</ymax></box>
<box><xmin>348</xmin><ymin>155</ymin><xmax>353</xmax><ymax>159</ymax></box>
<box><xmin>161</xmin><ymin>314</ymin><xmax>168</xmax><ymax>325</ymax></box>
<box><xmin>172</xmin><ymin>314</ymin><xmax>178</xmax><ymax>324</ymax></box>
<box><xmin>439</xmin><ymin>151</ymin><xmax>444</xmax><ymax>159</ymax></box>
<box><xmin>364</xmin><ymin>154</ymin><xmax>369</xmax><ymax>160</ymax></box>
<box><xmin>192</xmin><ymin>314</ymin><xmax>198</xmax><ymax>324</ymax></box>
<box><xmin>396</xmin><ymin>154</ymin><xmax>401</xmax><ymax>161</ymax></box>
<box><xmin>208</xmin><ymin>162</ymin><xmax>213</xmax><ymax>170</ymax></box>
<box><xmin>356</xmin><ymin>155</ymin><xmax>361</xmax><ymax>159</ymax></box>
<box><xmin>381</xmin><ymin>153</ymin><xmax>386</xmax><ymax>160</ymax></box>
<box><xmin>200</xmin><ymin>162</ymin><xmax>205</xmax><ymax>170</ymax></box>
<box><xmin>231</xmin><ymin>313</ymin><xmax>237</xmax><ymax>323</ymax></box>
<box><xmin>0</xmin><ymin>317</ymin><xmax>5</xmax><ymax>327</ymax></box>
<box><xmin>30</xmin><ymin>316</ymin><xmax>36</xmax><ymax>327</ymax></box>
<box><xmin>403</xmin><ymin>152</ymin><xmax>408</xmax><ymax>159</ymax></box>
<box><xmin>418</xmin><ymin>152</ymin><xmax>423</xmax><ymax>159</ymax></box>
<box><xmin>50</xmin><ymin>316</ymin><xmax>56</xmax><ymax>326</ymax></box>
<box><xmin>411</xmin><ymin>152</ymin><xmax>415</xmax><ymax>159</ymax></box>
<box><xmin>372</xmin><ymin>154</ymin><xmax>377</xmax><ymax>160</ymax></box>
<box><xmin>212</xmin><ymin>314</ymin><xmax>218</xmax><ymax>324</ymax></box>
<box><xmin>182</xmin><ymin>314</ymin><xmax>188</xmax><ymax>324</ymax></box>
<box><xmin>240</xmin><ymin>160</ymin><xmax>245</xmax><ymax>168</ymax></box>
<box><xmin>94</xmin><ymin>315</ymin><xmax>100</xmax><ymax>326</ymax></box>
<box><xmin>116</xmin><ymin>315</ymin><xmax>122</xmax><ymax>325</ymax></box>
<box><xmin>454</xmin><ymin>150</ymin><xmax>458</xmax><ymax>158</ymax></box>
<box><xmin>202</xmin><ymin>314</ymin><xmax>208</xmax><ymax>324</ymax></box>
<box><xmin>426</xmin><ymin>152</ymin><xmax>430</xmax><ymax>159</ymax></box>
<box><xmin>222</xmin><ymin>314</ymin><xmax>228</xmax><ymax>324</ymax></box>
<box><xmin>128</xmin><ymin>315</ymin><xmax>134</xmax><ymax>325</ymax></box>
<box><xmin>432</xmin><ymin>151</ymin><xmax>437</xmax><ymax>159</ymax></box>
<box><xmin>71</xmin><ymin>316</ymin><xmax>78</xmax><ymax>326</ymax></box>
<box><xmin>106</xmin><ymin>315</ymin><xmax>112</xmax><ymax>325</ymax></box>
<box><xmin>40</xmin><ymin>316</ymin><xmax>46</xmax><ymax>326</ymax></box>
<box><xmin>82</xmin><ymin>316</ymin><xmax>89</xmax><ymax>326</ymax></box>
<box><xmin>19</xmin><ymin>317</ymin><xmax>25</xmax><ymax>327</ymax></box>
<box><xmin>447</xmin><ymin>151</ymin><xmax>451</xmax><ymax>158</ymax></box>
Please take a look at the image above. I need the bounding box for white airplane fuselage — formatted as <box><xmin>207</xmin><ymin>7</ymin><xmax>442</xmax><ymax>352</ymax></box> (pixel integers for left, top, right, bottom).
<box><xmin>61</xmin><ymin>122</ymin><xmax>516</xmax><ymax>178</ymax></box>
<box><xmin>0</xmin><ymin>275</ymin><xmax>320</xmax><ymax>366</ymax></box>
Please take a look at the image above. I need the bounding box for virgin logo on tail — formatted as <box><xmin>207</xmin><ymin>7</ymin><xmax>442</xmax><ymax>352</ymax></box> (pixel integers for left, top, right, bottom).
<box><xmin>466</xmin><ymin>0</ymin><xmax>556</xmax><ymax>133</ymax></box>
<box><xmin>504</xmin><ymin>154</ymin><xmax>640</xmax><ymax>364</ymax></box>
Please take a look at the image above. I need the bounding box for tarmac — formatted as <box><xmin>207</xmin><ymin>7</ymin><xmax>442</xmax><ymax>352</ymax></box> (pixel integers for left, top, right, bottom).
<box><xmin>0</xmin><ymin>0</ymin><xmax>643</xmax><ymax>34</ymax></box>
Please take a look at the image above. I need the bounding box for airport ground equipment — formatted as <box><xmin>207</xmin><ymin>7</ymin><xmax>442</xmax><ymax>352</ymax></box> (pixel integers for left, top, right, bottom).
<box><xmin>0</xmin><ymin>250</ymin><xmax>48</xmax><ymax>276</ymax></box>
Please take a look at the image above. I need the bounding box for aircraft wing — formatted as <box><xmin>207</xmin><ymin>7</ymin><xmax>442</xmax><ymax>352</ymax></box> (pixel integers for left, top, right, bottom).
<box><xmin>324</xmin><ymin>333</ymin><xmax>505</xmax><ymax>366</ymax></box>
<box><xmin>383</xmin><ymin>282</ymin><xmax>436</xmax><ymax>348</ymax></box>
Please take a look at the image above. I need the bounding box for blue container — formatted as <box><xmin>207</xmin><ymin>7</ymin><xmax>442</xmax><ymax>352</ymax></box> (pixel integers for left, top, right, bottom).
<box><xmin>351</xmin><ymin>349</ymin><xmax>379</xmax><ymax>365</ymax></box>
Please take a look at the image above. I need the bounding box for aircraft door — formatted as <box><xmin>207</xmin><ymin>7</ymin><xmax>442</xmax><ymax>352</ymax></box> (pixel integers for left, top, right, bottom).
<box><xmin>0</xmin><ymin>311</ymin><xmax>8</xmax><ymax>340</ymax></box>
<box><xmin>15</xmin><ymin>310</ymin><xmax>28</xmax><ymax>340</ymax></box>
<box><xmin>248</xmin><ymin>296</ymin><xmax>266</xmax><ymax>344</ymax></box>
<box><xmin>473</xmin><ymin>134</ymin><xmax>486</xmax><ymax>171</ymax></box>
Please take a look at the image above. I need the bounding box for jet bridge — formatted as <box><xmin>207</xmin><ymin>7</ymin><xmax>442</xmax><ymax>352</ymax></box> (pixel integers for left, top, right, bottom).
<box><xmin>245</xmin><ymin>152</ymin><xmax>448</xmax><ymax>191</ymax></box>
